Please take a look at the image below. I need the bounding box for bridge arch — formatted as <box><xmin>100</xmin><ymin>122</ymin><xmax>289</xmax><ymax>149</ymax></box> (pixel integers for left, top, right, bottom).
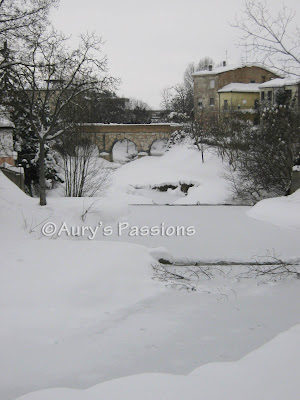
<box><xmin>150</xmin><ymin>138</ymin><xmax>168</xmax><ymax>156</ymax></box>
<box><xmin>112</xmin><ymin>139</ymin><xmax>138</xmax><ymax>163</ymax></box>
<box><xmin>106</xmin><ymin>134</ymin><xmax>144</xmax><ymax>156</ymax></box>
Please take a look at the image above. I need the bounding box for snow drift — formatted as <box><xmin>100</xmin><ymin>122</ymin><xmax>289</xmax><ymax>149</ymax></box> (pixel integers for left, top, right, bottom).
<box><xmin>111</xmin><ymin>146</ymin><xmax>232</xmax><ymax>204</ymax></box>
<box><xmin>247</xmin><ymin>189</ymin><xmax>300</xmax><ymax>230</ymax></box>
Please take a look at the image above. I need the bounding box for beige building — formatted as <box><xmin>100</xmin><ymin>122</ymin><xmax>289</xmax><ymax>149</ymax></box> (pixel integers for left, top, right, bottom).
<box><xmin>218</xmin><ymin>83</ymin><xmax>260</xmax><ymax>122</ymax></box>
<box><xmin>193</xmin><ymin>63</ymin><xmax>279</xmax><ymax>119</ymax></box>
<box><xmin>259</xmin><ymin>77</ymin><xmax>300</xmax><ymax>106</ymax></box>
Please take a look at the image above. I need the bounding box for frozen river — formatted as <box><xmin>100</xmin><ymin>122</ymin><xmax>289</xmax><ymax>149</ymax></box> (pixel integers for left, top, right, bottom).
<box><xmin>1</xmin><ymin>204</ymin><xmax>300</xmax><ymax>400</ymax></box>
<box><xmin>99</xmin><ymin>205</ymin><xmax>300</xmax><ymax>262</ymax></box>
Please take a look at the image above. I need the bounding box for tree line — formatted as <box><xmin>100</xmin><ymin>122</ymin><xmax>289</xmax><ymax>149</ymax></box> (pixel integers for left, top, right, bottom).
<box><xmin>0</xmin><ymin>0</ymin><xmax>151</xmax><ymax>204</ymax></box>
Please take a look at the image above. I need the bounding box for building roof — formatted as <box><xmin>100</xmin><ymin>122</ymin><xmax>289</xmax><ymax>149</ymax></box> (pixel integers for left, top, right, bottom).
<box><xmin>192</xmin><ymin>63</ymin><xmax>278</xmax><ymax>77</ymax></box>
<box><xmin>218</xmin><ymin>83</ymin><xmax>261</xmax><ymax>93</ymax></box>
<box><xmin>0</xmin><ymin>116</ymin><xmax>14</xmax><ymax>128</ymax></box>
<box><xmin>259</xmin><ymin>76</ymin><xmax>300</xmax><ymax>89</ymax></box>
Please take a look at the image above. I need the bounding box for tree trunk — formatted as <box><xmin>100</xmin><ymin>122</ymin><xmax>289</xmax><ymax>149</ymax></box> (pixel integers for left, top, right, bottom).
<box><xmin>39</xmin><ymin>139</ymin><xmax>47</xmax><ymax>206</ymax></box>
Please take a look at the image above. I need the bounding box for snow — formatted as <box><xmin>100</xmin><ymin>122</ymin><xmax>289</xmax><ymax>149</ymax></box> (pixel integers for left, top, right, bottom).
<box><xmin>112</xmin><ymin>139</ymin><xmax>138</xmax><ymax>162</ymax></box>
<box><xmin>0</xmin><ymin>163</ymin><xmax>24</xmax><ymax>173</ymax></box>
<box><xmin>0</xmin><ymin>116</ymin><xmax>15</xmax><ymax>128</ymax></box>
<box><xmin>12</xmin><ymin>324</ymin><xmax>300</xmax><ymax>400</ymax></box>
<box><xmin>111</xmin><ymin>146</ymin><xmax>232</xmax><ymax>205</ymax></box>
<box><xmin>0</xmin><ymin>171</ymin><xmax>167</xmax><ymax>399</ymax></box>
<box><xmin>1</xmin><ymin>149</ymin><xmax>300</xmax><ymax>400</ymax></box>
<box><xmin>98</xmin><ymin>205</ymin><xmax>300</xmax><ymax>263</ymax></box>
<box><xmin>192</xmin><ymin>63</ymin><xmax>278</xmax><ymax>76</ymax></box>
<box><xmin>81</xmin><ymin>123</ymin><xmax>181</xmax><ymax>127</ymax></box>
<box><xmin>218</xmin><ymin>82</ymin><xmax>261</xmax><ymax>93</ymax></box>
<box><xmin>259</xmin><ymin>76</ymin><xmax>300</xmax><ymax>88</ymax></box>
<box><xmin>247</xmin><ymin>189</ymin><xmax>300</xmax><ymax>230</ymax></box>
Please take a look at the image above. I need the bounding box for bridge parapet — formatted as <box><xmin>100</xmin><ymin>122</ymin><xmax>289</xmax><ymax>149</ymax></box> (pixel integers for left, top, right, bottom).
<box><xmin>77</xmin><ymin>123</ymin><xmax>182</xmax><ymax>161</ymax></box>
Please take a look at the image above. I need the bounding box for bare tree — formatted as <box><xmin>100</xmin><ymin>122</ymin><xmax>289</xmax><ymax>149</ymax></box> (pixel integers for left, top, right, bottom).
<box><xmin>0</xmin><ymin>0</ymin><xmax>57</xmax><ymax>66</ymax></box>
<box><xmin>126</xmin><ymin>97</ymin><xmax>151</xmax><ymax>123</ymax></box>
<box><xmin>161</xmin><ymin>57</ymin><xmax>215</xmax><ymax>120</ymax></box>
<box><xmin>233</xmin><ymin>0</ymin><xmax>300</xmax><ymax>77</ymax></box>
<box><xmin>160</xmin><ymin>87</ymin><xmax>173</xmax><ymax>111</ymax></box>
<box><xmin>128</xmin><ymin>98</ymin><xmax>150</xmax><ymax>110</ymax></box>
<box><xmin>57</xmin><ymin>132</ymin><xmax>110</xmax><ymax>198</ymax></box>
<box><xmin>6</xmin><ymin>27</ymin><xmax>115</xmax><ymax>205</ymax></box>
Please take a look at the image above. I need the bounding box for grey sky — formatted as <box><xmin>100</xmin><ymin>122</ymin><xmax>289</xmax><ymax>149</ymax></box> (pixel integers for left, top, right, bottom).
<box><xmin>51</xmin><ymin>0</ymin><xmax>300</xmax><ymax>108</ymax></box>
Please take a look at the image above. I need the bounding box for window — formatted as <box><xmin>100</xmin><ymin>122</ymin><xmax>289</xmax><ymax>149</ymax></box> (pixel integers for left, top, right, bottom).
<box><xmin>198</xmin><ymin>98</ymin><xmax>203</xmax><ymax>108</ymax></box>
<box><xmin>250</xmin><ymin>79</ymin><xmax>255</xmax><ymax>83</ymax></box>
<box><xmin>210</xmin><ymin>79</ymin><xmax>215</xmax><ymax>89</ymax></box>
<box><xmin>242</xmin><ymin>99</ymin><xmax>247</xmax><ymax>105</ymax></box>
<box><xmin>224</xmin><ymin>100</ymin><xmax>228</xmax><ymax>110</ymax></box>
<box><xmin>261</xmin><ymin>91</ymin><xmax>265</xmax><ymax>100</ymax></box>
<box><xmin>253</xmin><ymin>115</ymin><xmax>260</xmax><ymax>125</ymax></box>
<box><xmin>268</xmin><ymin>91</ymin><xmax>272</xmax><ymax>101</ymax></box>
<box><xmin>210</xmin><ymin>97</ymin><xmax>215</xmax><ymax>106</ymax></box>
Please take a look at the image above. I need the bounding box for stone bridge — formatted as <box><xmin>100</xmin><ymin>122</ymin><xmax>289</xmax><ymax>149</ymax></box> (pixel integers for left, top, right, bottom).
<box><xmin>78</xmin><ymin>123</ymin><xmax>181</xmax><ymax>161</ymax></box>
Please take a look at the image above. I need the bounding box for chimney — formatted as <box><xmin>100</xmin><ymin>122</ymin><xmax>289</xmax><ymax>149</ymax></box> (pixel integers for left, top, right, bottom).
<box><xmin>223</xmin><ymin>61</ymin><xmax>226</xmax><ymax>67</ymax></box>
<box><xmin>208</xmin><ymin>64</ymin><xmax>213</xmax><ymax>71</ymax></box>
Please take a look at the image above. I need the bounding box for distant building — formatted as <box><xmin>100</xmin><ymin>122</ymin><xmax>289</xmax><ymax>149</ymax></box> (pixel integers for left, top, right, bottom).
<box><xmin>0</xmin><ymin>110</ymin><xmax>17</xmax><ymax>166</ymax></box>
<box><xmin>148</xmin><ymin>109</ymin><xmax>170</xmax><ymax>123</ymax></box>
<box><xmin>192</xmin><ymin>62</ymin><xmax>280</xmax><ymax>120</ymax></box>
<box><xmin>259</xmin><ymin>77</ymin><xmax>300</xmax><ymax>107</ymax></box>
<box><xmin>0</xmin><ymin>110</ymin><xmax>25</xmax><ymax>190</ymax></box>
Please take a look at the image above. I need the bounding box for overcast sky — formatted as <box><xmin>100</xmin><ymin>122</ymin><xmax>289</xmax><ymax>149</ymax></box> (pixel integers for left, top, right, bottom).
<box><xmin>51</xmin><ymin>0</ymin><xmax>300</xmax><ymax>109</ymax></box>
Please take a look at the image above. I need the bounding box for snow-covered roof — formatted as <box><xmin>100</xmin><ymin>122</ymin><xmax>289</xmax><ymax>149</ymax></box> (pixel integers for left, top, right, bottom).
<box><xmin>218</xmin><ymin>83</ymin><xmax>261</xmax><ymax>93</ymax></box>
<box><xmin>0</xmin><ymin>116</ymin><xmax>14</xmax><ymax>128</ymax></box>
<box><xmin>259</xmin><ymin>76</ymin><xmax>300</xmax><ymax>89</ymax></box>
<box><xmin>0</xmin><ymin>163</ymin><xmax>22</xmax><ymax>172</ymax></box>
<box><xmin>192</xmin><ymin>63</ymin><xmax>278</xmax><ymax>77</ymax></box>
<box><xmin>81</xmin><ymin>123</ymin><xmax>182</xmax><ymax>127</ymax></box>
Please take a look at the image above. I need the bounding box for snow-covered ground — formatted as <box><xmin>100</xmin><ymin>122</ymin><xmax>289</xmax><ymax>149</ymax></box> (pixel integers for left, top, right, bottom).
<box><xmin>247</xmin><ymin>189</ymin><xmax>300</xmax><ymax>230</ymax></box>
<box><xmin>48</xmin><ymin>145</ymin><xmax>238</xmax><ymax>205</ymax></box>
<box><xmin>1</xmin><ymin>141</ymin><xmax>300</xmax><ymax>400</ymax></box>
<box><xmin>14</xmin><ymin>324</ymin><xmax>300</xmax><ymax>400</ymax></box>
<box><xmin>110</xmin><ymin>146</ymin><xmax>233</xmax><ymax>205</ymax></box>
<box><xmin>98</xmin><ymin>205</ymin><xmax>300</xmax><ymax>262</ymax></box>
